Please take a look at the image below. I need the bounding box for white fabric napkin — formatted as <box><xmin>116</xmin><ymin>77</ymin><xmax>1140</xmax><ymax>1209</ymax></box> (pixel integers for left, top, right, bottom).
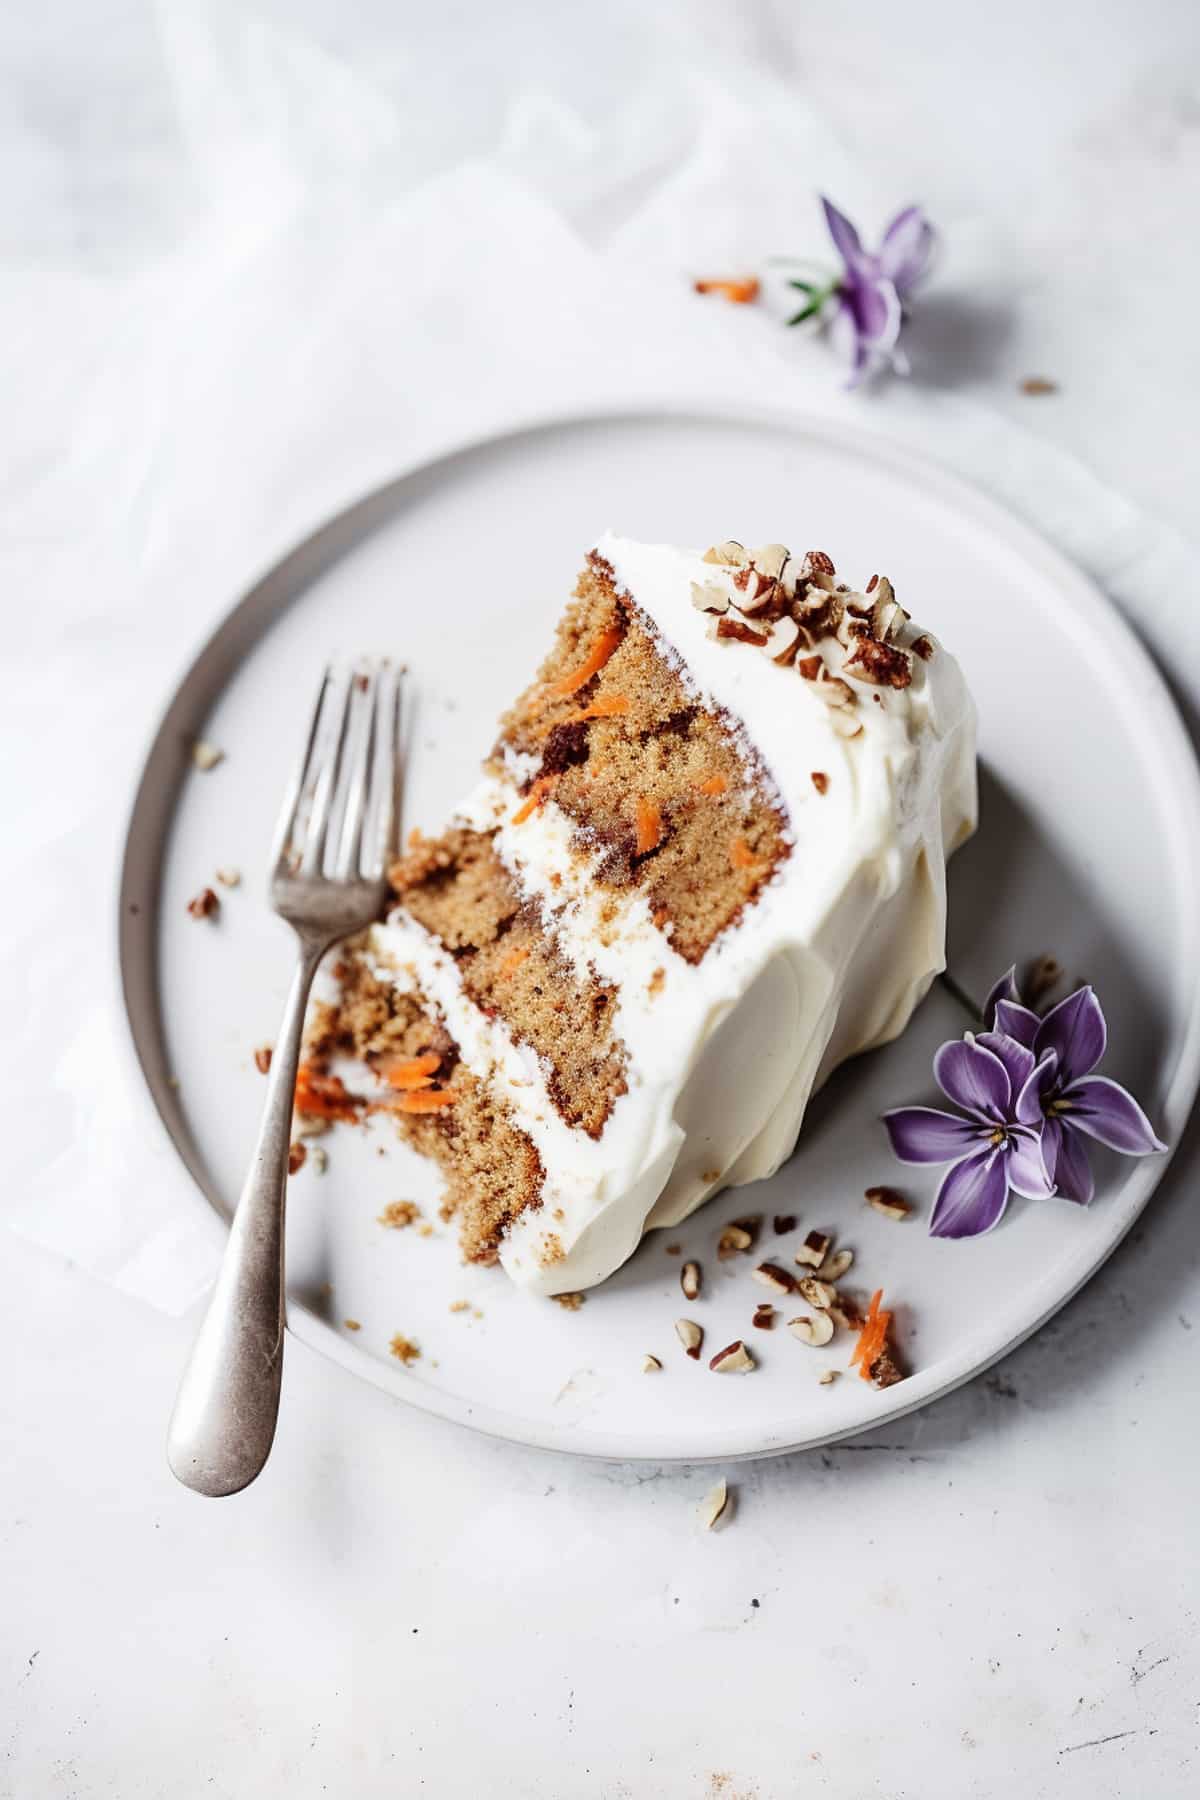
<box><xmin>3</xmin><ymin>8</ymin><xmax>1197</xmax><ymax>1314</ymax></box>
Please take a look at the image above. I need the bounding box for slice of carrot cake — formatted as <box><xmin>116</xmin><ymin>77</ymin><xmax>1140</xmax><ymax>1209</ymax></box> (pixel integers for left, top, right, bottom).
<box><xmin>303</xmin><ymin>534</ymin><xmax>977</xmax><ymax>1294</ymax></box>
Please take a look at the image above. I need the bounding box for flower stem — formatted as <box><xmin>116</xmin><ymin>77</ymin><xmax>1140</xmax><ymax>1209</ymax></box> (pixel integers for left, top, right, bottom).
<box><xmin>938</xmin><ymin>969</ymin><xmax>983</xmax><ymax>1025</ymax></box>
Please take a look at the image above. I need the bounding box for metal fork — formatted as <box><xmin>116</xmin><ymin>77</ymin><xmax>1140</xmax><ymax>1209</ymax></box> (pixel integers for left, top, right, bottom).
<box><xmin>167</xmin><ymin>664</ymin><xmax>402</xmax><ymax>1497</ymax></box>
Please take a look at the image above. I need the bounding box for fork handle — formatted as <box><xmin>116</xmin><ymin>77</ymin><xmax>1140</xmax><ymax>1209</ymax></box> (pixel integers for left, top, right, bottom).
<box><xmin>167</xmin><ymin>933</ymin><xmax>330</xmax><ymax>1496</ymax></box>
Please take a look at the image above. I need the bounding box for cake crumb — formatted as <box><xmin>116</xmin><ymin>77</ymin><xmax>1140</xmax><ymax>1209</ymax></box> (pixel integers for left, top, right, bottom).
<box><xmin>378</xmin><ymin>1200</ymin><xmax>421</xmax><ymax>1230</ymax></box>
<box><xmin>448</xmin><ymin>1299</ymin><xmax>470</xmax><ymax>1313</ymax></box>
<box><xmin>287</xmin><ymin>1143</ymin><xmax>306</xmax><ymax>1175</ymax></box>
<box><xmin>253</xmin><ymin>1045</ymin><xmax>272</xmax><ymax>1075</ymax></box>
<box><xmin>215</xmin><ymin>867</ymin><xmax>241</xmax><ymax>888</ymax></box>
<box><xmin>418</xmin><ymin>1223</ymin><xmax>435</xmax><ymax>1238</ymax></box>
<box><xmin>665</xmin><ymin>1243</ymin><xmax>682</xmax><ymax>1256</ymax></box>
<box><xmin>186</xmin><ymin>888</ymin><xmax>219</xmax><ymax>920</ymax></box>
<box><xmin>648</xmin><ymin>967</ymin><xmax>666</xmax><ymax>997</ymax></box>
<box><xmin>1019</xmin><ymin>375</ymin><xmax>1058</xmax><ymax>395</ymax></box>
<box><xmin>388</xmin><ymin>1333</ymin><xmax>421</xmax><ymax>1365</ymax></box>
<box><xmin>552</xmin><ymin>1291</ymin><xmax>586</xmax><ymax>1311</ymax></box>
<box><xmin>309</xmin><ymin>1146</ymin><xmax>328</xmax><ymax>1175</ymax></box>
<box><xmin>811</xmin><ymin>771</ymin><xmax>829</xmax><ymax>795</ymax></box>
<box><xmin>343</xmin><ymin>1318</ymin><xmax>361</xmax><ymax>1332</ymax></box>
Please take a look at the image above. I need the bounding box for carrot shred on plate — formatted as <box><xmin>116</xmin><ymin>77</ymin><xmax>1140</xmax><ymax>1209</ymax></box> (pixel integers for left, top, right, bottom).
<box><xmin>696</xmin><ymin>773</ymin><xmax>728</xmax><ymax>796</ymax></box>
<box><xmin>395</xmin><ymin>1088</ymin><xmax>458</xmax><ymax>1114</ymax></box>
<box><xmin>694</xmin><ymin>276</ymin><xmax>760</xmax><ymax>304</ymax></box>
<box><xmin>511</xmin><ymin>775</ymin><xmax>558</xmax><ymax>825</ymax></box>
<box><xmin>635</xmin><ymin>797</ymin><xmax>664</xmax><ymax>856</ymax></box>
<box><xmin>294</xmin><ymin>1063</ymin><xmax>361</xmax><ymax>1122</ymax></box>
<box><xmin>385</xmin><ymin>1051</ymin><xmax>442</xmax><ymax>1091</ymax></box>
<box><xmin>851</xmin><ymin>1288</ymin><xmax>892</xmax><ymax>1381</ymax></box>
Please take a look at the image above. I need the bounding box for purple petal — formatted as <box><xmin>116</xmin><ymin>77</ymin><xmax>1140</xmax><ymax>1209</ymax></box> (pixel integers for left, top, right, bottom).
<box><xmin>933</xmin><ymin>1036</ymin><xmax>1011</xmax><ymax>1121</ymax></box>
<box><xmin>1060</xmin><ymin>1075</ymin><xmax>1167</xmax><ymax>1155</ymax></box>
<box><xmin>1006</xmin><ymin>1128</ymin><xmax>1056</xmax><ymax>1200</ymax></box>
<box><xmin>1034</xmin><ymin>986</ymin><xmax>1106</xmax><ymax>1085</ymax></box>
<box><xmin>846</xmin><ymin>274</ymin><xmax>902</xmax><ymax>350</ymax></box>
<box><xmin>977</xmin><ymin>1030</ymin><xmax>1035</xmax><ymax>1100</ymax></box>
<box><xmin>1041</xmin><ymin>1117</ymin><xmax>1094</xmax><ymax>1205</ymax></box>
<box><xmin>982</xmin><ymin>966</ymin><xmax>1021</xmax><ymax>1028</ymax></box>
<box><xmin>883</xmin><ymin>1105</ymin><xmax>983</xmax><ymax>1165</ymax></box>
<box><xmin>876</xmin><ymin>205</ymin><xmax>936</xmax><ymax>295</ymax></box>
<box><xmin>1015</xmin><ymin>1049</ymin><xmax>1058</xmax><ymax>1128</ymax></box>
<box><xmin>929</xmin><ymin>1146</ymin><xmax>1010</xmax><ymax>1239</ymax></box>
<box><xmin>994</xmin><ymin>998</ymin><xmax>1040</xmax><ymax>1047</ymax></box>
<box><xmin>821</xmin><ymin>196</ymin><xmax>865</xmax><ymax>271</ymax></box>
<box><xmin>828</xmin><ymin>296</ymin><xmax>869</xmax><ymax>385</ymax></box>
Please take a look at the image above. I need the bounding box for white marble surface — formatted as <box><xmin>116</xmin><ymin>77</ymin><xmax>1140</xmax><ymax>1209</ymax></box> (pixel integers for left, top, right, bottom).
<box><xmin>4</xmin><ymin>3</ymin><xmax>1200</xmax><ymax>1795</ymax></box>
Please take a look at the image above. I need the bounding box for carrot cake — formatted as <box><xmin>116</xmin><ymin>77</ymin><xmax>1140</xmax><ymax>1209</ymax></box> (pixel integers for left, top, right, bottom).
<box><xmin>300</xmin><ymin>535</ymin><xmax>977</xmax><ymax>1294</ymax></box>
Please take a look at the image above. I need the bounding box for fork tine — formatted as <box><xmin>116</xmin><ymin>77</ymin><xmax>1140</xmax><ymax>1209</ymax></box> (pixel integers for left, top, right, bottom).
<box><xmin>361</xmin><ymin>665</ymin><xmax>402</xmax><ymax>879</ymax></box>
<box><xmin>299</xmin><ymin>670</ymin><xmax>354</xmax><ymax>875</ymax></box>
<box><xmin>270</xmin><ymin>666</ymin><xmax>334</xmax><ymax>874</ymax></box>
<box><xmin>329</xmin><ymin>674</ymin><xmax>376</xmax><ymax>879</ymax></box>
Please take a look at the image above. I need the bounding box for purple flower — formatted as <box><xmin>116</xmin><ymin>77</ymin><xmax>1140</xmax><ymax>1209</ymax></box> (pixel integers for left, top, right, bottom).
<box><xmin>884</xmin><ymin>1034</ymin><xmax>1056</xmax><ymax>1239</ymax></box>
<box><xmin>977</xmin><ymin>972</ymin><xmax>1166</xmax><ymax>1206</ymax></box>
<box><xmin>884</xmin><ymin>965</ymin><xmax>1167</xmax><ymax>1239</ymax></box>
<box><xmin>814</xmin><ymin>198</ymin><xmax>935</xmax><ymax>386</ymax></box>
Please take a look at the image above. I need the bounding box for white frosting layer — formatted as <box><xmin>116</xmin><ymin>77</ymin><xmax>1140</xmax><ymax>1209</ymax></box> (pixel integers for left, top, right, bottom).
<box><xmin>370</xmin><ymin>533</ymin><xmax>977</xmax><ymax>1295</ymax></box>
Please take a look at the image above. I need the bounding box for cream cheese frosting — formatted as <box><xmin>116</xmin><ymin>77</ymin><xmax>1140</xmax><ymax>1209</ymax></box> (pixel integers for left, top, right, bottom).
<box><xmin>369</xmin><ymin>532</ymin><xmax>978</xmax><ymax>1295</ymax></box>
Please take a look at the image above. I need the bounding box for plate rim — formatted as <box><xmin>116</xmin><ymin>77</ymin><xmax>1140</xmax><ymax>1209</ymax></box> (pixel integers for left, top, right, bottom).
<box><xmin>117</xmin><ymin>399</ymin><xmax>1200</xmax><ymax>1463</ymax></box>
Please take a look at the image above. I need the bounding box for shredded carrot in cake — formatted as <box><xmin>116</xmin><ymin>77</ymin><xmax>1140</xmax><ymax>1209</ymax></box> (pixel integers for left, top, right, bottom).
<box><xmin>696</xmin><ymin>773</ymin><xmax>729</xmax><ymax>797</ymax></box>
<box><xmin>850</xmin><ymin>1288</ymin><xmax>892</xmax><ymax>1381</ymax></box>
<box><xmin>693</xmin><ymin>276</ymin><xmax>760</xmax><ymax>304</ymax></box>
<box><xmin>498</xmin><ymin>945</ymin><xmax>531</xmax><ymax>979</ymax></box>
<box><xmin>395</xmin><ymin>1088</ymin><xmax>458</xmax><ymax>1114</ymax></box>
<box><xmin>635</xmin><ymin>797</ymin><xmax>664</xmax><ymax>856</ymax></box>
<box><xmin>294</xmin><ymin>1063</ymin><xmax>361</xmax><ymax>1122</ymax></box>
<box><xmin>528</xmin><ymin>625</ymin><xmax>623</xmax><ymax>712</ymax></box>
<box><xmin>511</xmin><ymin>775</ymin><xmax>558</xmax><ymax>825</ymax></box>
<box><xmin>651</xmin><ymin>907</ymin><xmax>670</xmax><ymax>929</ymax></box>
<box><xmin>385</xmin><ymin>1051</ymin><xmax>442</xmax><ymax>1091</ymax></box>
<box><xmin>729</xmin><ymin>836</ymin><xmax>757</xmax><ymax>870</ymax></box>
<box><xmin>540</xmin><ymin>692</ymin><xmax>631</xmax><ymax>734</ymax></box>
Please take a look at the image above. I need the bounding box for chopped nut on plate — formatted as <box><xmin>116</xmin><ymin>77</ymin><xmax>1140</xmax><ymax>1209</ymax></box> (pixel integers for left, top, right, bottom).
<box><xmin>773</xmin><ymin>1213</ymin><xmax>796</xmax><ymax>1235</ymax></box>
<box><xmin>751</xmin><ymin>1303</ymin><xmax>775</xmax><ymax>1330</ymax></box>
<box><xmin>698</xmin><ymin>1479</ymin><xmax>731</xmax><ymax>1530</ymax></box>
<box><xmin>190</xmin><ymin>739</ymin><xmax>224</xmax><ymax>771</ymax></box>
<box><xmin>215</xmin><ymin>866</ymin><xmax>241</xmax><ymax>887</ymax></box>
<box><xmin>816</xmin><ymin>1248</ymin><xmax>854</xmax><ymax>1283</ymax></box>
<box><xmin>751</xmin><ymin>1261</ymin><xmax>796</xmax><ymax>1295</ymax></box>
<box><xmin>709</xmin><ymin>1339</ymin><xmax>756</xmax><ymax>1374</ymax></box>
<box><xmin>717</xmin><ymin>1215</ymin><xmax>761</xmax><ymax>1259</ymax></box>
<box><xmin>680</xmin><ymin>1260</ymin><xmax>702</xmax><ymax>1301</ymax></box>
<box><xmin>796</xmin><ymin>1276</ymin><xmax>837</xmax><ymax>1311</ymax></box>
<box><xmin>865</xmin><ymin>1186</ymin><xmax>911</xmax><ymax>1221</ymax></box>
<box><xmin>795</xmin><ymin>1230</ymin><xmax>831</xmax><ymax>1269</ymax></box>
<box><xmin>642</xmin><ymin>1353</ymin><xmax>662</xmax><ymax>1373</ymax></box>
<box><xmin>186</xmin><ymin>887</ymin><xmax>219</xmax><ymax>921</ymax></box>
<box><xmin>788</xmin><ymin>1312</ymin><xmax>835</xmax><ymax>1347</ymax></box>
<box><xmin>818</xmin><ymin>1368</ymin><xmax>840</xmax><ymax>1386</ymax></box>
<box><xmin>675</xmin><ymin>1318</ymin><xmax>704</xmax><ymax>1360</ymax></box>
<box><xmin>309</xmin><ymin>1145</ymin><xmax>328</xmax><ymax>1175</ymax></box>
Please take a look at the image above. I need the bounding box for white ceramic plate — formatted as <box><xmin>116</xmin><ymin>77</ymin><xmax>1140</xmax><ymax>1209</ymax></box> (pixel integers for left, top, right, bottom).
<box><xmin>119</xmin><ymin>408</ymin><xmax>1200</xmax><ymax>1462</ymax></box>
